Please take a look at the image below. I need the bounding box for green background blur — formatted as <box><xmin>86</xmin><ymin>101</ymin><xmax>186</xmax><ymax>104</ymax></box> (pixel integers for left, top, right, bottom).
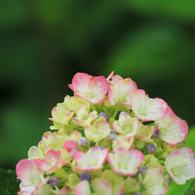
<box><xmin>0</xmin><ymin>0</ymin><xmax>195</xmax><ymax>184</ymax></box>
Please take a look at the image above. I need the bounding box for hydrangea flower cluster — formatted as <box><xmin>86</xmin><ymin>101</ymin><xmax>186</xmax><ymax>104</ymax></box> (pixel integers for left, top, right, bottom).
<box><xmin>16</xmin><ymin>72</ymin><xmax>195</xmax><ymax>195</ymax></box>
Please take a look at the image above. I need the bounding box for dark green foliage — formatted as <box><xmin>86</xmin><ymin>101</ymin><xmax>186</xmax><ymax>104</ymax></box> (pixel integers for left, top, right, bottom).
<box><xmin>0</xmin><ymin>168</ymin><xmax>19</xmax><ymax>195</ymax></box>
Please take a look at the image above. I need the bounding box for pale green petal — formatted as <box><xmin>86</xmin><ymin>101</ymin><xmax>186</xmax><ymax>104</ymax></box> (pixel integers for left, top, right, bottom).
<box><xmin>28</xmin><ymin>146</ymin><xmax>44</xmax><ymax>160</ymax></box>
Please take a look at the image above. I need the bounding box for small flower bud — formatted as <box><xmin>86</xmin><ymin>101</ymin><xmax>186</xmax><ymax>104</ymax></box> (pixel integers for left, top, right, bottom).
<box><xmin>113</xmin><ymin>147</ymin><xmax>119</xmax><ymax>153</ymax></box>
<box><xmin>70</xmin><ymin>149</ymin><xmax>78</xmax><ymax>158</ymax></box>
<box><xmin>152</xmin><ymin>142</ymin><xmax>157</xmax><ymax>147</ymax></box>
<box><xmin>78</xmin><ymin>137</ymin><xmax>88</xmax><ymax>147</ymax></box>
<box><xmin>158</xmin><ymin>152</ymin><xmax>169</xmax><ymax>160</ymax></box>
<box><xmin>152</xmin><ymin>130</ymin><xmax>159</xmax><ymax>138</ymax></box>
<box><xmin>49</xmin><ymin>177</ymin><xmax>59</xmax><ymax>187</ymax></box>
<box><xmin>139</xmin><ymin>165</ymin><xmax>147</xmax><ymax>174</ymax></box>
<box><xmin>80</xmin><ymin>172</ymin><xmax>91</xmax><ymax>181</ymax></box>
<box><xmin>131</xmin><ymin>172</ymin><xmax>137</xmax><ymax>178</ymax></box>
<box><xmin>68</xmin><ymin>108</ymin><xmax>72</xmax><ymax>112</ymax></box>
<box><xmin>164</xmin><ymin>174</ymin><xmax>172</xmax><ymax>184</ymax></box>
<box><xmin>146</xmin><ymin>144</ymin><xmax>156</xmax><ymax>154</ymax></box>
<box><xmin>136</xmin><ymin>141</ymin><xmax>144</xmax><ymax>149</ymax></box>
<box><xmin>98</xmin><ymin>112</ymin><xmax>109</xmax><ymax>122</ymax></box>
<box><xmin>155</xmin><ymin>147</ymin><xmax>163</xmax><ymax>153</ymax></box>
<box><xmin>110</xmin><ymin>129</ymin><xmax>115</xmax><ymax>134</ymax></box>
<box><xmin>134</xmin><ymin>192</ymin><xmax>142</xmax><ymax>195</ymax></box>
<box><xmin>98</xmin><ymin>146</ymin><xmax>104</xmax><ymax>150</ymax></box>
<box><xmin>162</xmin><ymin>152</ymin><xmax>169</xmax><ymax>158</ymax></box>
<box><xmin>109</xmin><ymin>133</ymin><xmax>117</xmax><ymax>141</ymax></box>
<box><xmin>72</xmin><ymin>140</ymin><xmax>77</xmax><ymax>144</ymax></box>
<box><xmin>149</xmin><ymin>157</ymin><xmax>158</xmax><ymax>163</ymax></box>
<box><xmin>119</xmin><ymin>111</ymin><xmax>129</xmax><ymax>117</ymax></box>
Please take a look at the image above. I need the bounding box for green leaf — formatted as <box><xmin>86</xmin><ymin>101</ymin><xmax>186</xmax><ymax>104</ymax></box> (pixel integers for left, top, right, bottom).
<box><xmin>185</xmin><ymin>179</ymin><xmax>195</xmax><ymax>195</ymax></box>
<box><xmin>182</xmin><ymin>126</ymin><xmax>195</xmax><ymax>150</ymax></box>
<box><xmin>168</xmin><ymin>179</ymin><xmax>195</xmax><ymax>195</ymax></box>
<box><xmin>0</xmin><ymin>168</ymin><xmax>19</xmax><ymax>195</ymax></box>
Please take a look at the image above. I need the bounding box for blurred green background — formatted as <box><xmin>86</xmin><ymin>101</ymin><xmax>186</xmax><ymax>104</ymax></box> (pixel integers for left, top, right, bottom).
<box><xmin>0</xmin><ymin>0</ymin><xmax>195</xmax><ymax>189</ymax></box>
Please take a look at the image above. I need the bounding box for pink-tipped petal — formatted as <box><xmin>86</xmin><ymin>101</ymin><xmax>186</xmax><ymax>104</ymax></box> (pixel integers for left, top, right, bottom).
<box><xmin>74</xmin><ymin>147</ymin><xmax>108</xmax><ymax>171</ymax></box>
<box><xmin>112</xmin><ymin>135</ymin><xmax>134</xmax><ymax>150</ymax></box>
<box><xmin>109</xmin><ymin>78</ymin><xmax>137</xmax><ymax>106</ymax></box>
<box><xmin>68</xmin><ymin>84</ymin><xmax>73</xmax><ymax>90</ymax></box>
<box><xmin>112</xmin><ymin>114</ymin><xmax>139</xmax><ymax>138</ymax></box>
<box><xmin>63</xmin><ymin>140</ymin><xmax>79</xmax><ymax>152</ymax></box>
<box><xmin>16</xmin><ymin>159</ymin><xmax>42</xmax><ymax>186</ymax></box>
<box><xmin>71</xmin><ymin>73</ymin><xmax>109</xmax><ymax>104</ymax></box>
<box><xmin>107</xmin><ymin>148</ymin><xmax>144</xmax><ymax>176</ymax></box>
<box><xmin>130</xmin><ymin>89</ymin><xmax>168</xmax><ymax>121</ymax></box>
<box><xmin>75</xmin><ymin>180</ymin><xmax>91</xmax><ymax>195</ymax></box>
<box><xmin>57</xmin><ymin>187</ymin><xmax>71</xmax><ymax>195</ymax></box>
<box><xmin>107</xmin><ymin>71</ymin><xmax>114</xmax><ymax>81</ymax></box>
<box><xmin>85</xmin><ymin>121</ymin><xmax>110</xmax><ymax>142</ymax></box>
<box><xmin>155</xmin><ymin>106</ymin><xmax>189</xmax><ymax>145</ymax></box>
<box><xmin>165</xmin><ymin>147</ymin><xmax>195</xmax><ymax>185</ymax></box>
<box><xmin>92</xmin><ymin>179</ymin><xmax>112</xmax><ymax>195</ymax></box>
<box><xmin>35</xmin><ymin>149</ymin><xmax>63</xmax><ymax>174</ymax></box>
<box><xmin>73</xmin><ymin>151</ymin><xmax>87</xmax><ymax>166</ymax></box>
<box><xmin>142</xmin><ymin>168</ymin><xmax>169</xmax><ymax>194</ymax></box>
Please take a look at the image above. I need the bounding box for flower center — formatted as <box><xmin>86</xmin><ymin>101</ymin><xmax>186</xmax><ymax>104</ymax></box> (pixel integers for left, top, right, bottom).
<box><xmin>138</xmin><ymin>107</ymin><xmax>147</xmax><ymax>115</ymax></box>
<box><xmin>124</xmin><ymin>126</ymin><xmax>132</xmax><ymax>133</ymax></box>
<box><xmin>89</xmin><ymin>159</ymin><xmax>97</xmax><ymax>166</ymax></box>
<box><xmin>136</xmin><ymin>141</ymin><xmax>144</xmax><ymax>149</ymax></box>
<box><xmin>87</xmin><ymin>92</ymin><xmax>95</xmax><ymax>99</ymax></box>
<box><xmin>34</xmin><ymin>179</ymin><xmax>41</xmax><ymax>187</ymax></box>
<box><xmin>118</xmin><ymin>94</ymin><xmax>126</xmax><ymax>103</ymax></box>
<box><xmin>159</xmin><ymin>127</ymin><xmax>167</xmax><ymax>135</ymax></box>
<box><xmin>171</xmin><ymin>167</ymin><xmax>181</xmax><ymax>176</ymax></box>
<box><xmin>145</xmin><ymin>181</ymin><xmax>153</xmax><ymax>187</ymax></box>
<box><xmin>118</xmin><ymin>162</ymin><xmax>127</xmax><ymax>169</ymax></box>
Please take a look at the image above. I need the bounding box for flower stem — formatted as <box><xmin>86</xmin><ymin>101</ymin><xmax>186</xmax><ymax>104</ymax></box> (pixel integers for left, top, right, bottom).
<box><xmin>159</xmin><ymin>160</ymin><xmax>165</xmax><ymax>164</ymax></box>
<box><xmin>102</xmin><ymin>107</ymin><xmax>109</xmax><ymax>115</ymax></box>
<box><xmin>91</xmin><ymin>104</ymin><xmax>97</xmax><ymax>111</ymax></box>
<box><xmin>112</xmin><ymin>104</ymin><xmax>119</xmax><ymax>119</ymax></box>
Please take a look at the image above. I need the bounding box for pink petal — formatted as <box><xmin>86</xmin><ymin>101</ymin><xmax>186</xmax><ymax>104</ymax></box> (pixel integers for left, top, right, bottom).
<box><xmin>73</xmin><ymin>147</ymin><xmax>108</xmax><ymax>171</ymax></box>
<box><xmin>45</xmin><ymin>149</ymin><xmax>61</xmax><ymax>163</ymax></box>
<box><xmin>92</xmin><ymin>179</ymin><xmax>112</xmax><ymax>195</ymax></box>
<box><xmin>72</xmin><ymin>117</ymin><xmax>85</xmax><ymax>127</ymax></box>
<box><xmin>87</xmin><ymin>146</ymin><xmax>109</xmax><ymax>166</ymax></box>
<box><xmin>165</xmin><ymin>149</ymin><xmax>195</xmax><ymax>184</ymax></box>
<box><xmin>68</xmin><ymin>84</ymin><xmax>73</xmax><ymax>90</ymax></box>
<box><xmin>57</xmin><ymin>187</ymin><xmax>71</xmax><ymax>195</ymax></box>
<box><xmin>179</xmin><ymin>146</ymin><xmax>195</xmax><ymax>159</ymax></box>
<box><xmin>106</xmin><ymin>71</ymin><xmax>114</xmax><ymax>81</ymax></box>
<box><xmin>63</xmin><ymin>140</ymin><xmax>79</xmax><ymax>152</ymax></box>
<box><xmin>155</xmin><ymin>106</ymin><xmax>189</xmax><ymax>145</ymax></box>
<box><xmin>109</xmin><ymin>78</ymin><xmax>137</xmax><ymax>105</ymax></box>
<box><xmin>107</xmin><ymin>148</ymin><xmax>144</xmax><ymax>176</ymax></box>
<box><xmin>73</xmin><ymin>151</ymin><xmax>87</xmax><ymax>165</ymax></box>
<box><xmin>75</xmin><ymin>180</ymin><xmax>91</xmax><ymax>195</ymax></box>
<box><xmin>31</xmin><ymin>177</ymin><xmax>50</xmax><ymax>195</ymax></box>
<box><xmin>107</xmin><ymin>71</ymin><xmax>123</xmax><ymax>85</ymax></box>
<box><xmin>71</xmin><ymin>73</ymin><xmax>109</xmax><ymax>104</ymax></box>
<box><xmin>16</xmin><ymin>159</ymin><xmax>42</xmax><ymax>186</ymax></box>
<box><xmin>72</xmin><ymin>73</ymin><xmax>92</xmax><ymax>93</ymax></box>
<box><xmin>35</xmin><ymin>149</ymin><xmax>63</xmax><ymax>174</ymax></box>
<box><xmin>130</xmin><ymin>89</ymin><xmax>167</xmax><ymax>121</ymax></box>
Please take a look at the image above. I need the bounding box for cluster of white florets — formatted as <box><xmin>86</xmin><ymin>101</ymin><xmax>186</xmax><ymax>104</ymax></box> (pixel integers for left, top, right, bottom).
<box><xmin>16</xmin><ymin>72</ymin><xmax>195</xmax><ymax>195</ymax></box>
